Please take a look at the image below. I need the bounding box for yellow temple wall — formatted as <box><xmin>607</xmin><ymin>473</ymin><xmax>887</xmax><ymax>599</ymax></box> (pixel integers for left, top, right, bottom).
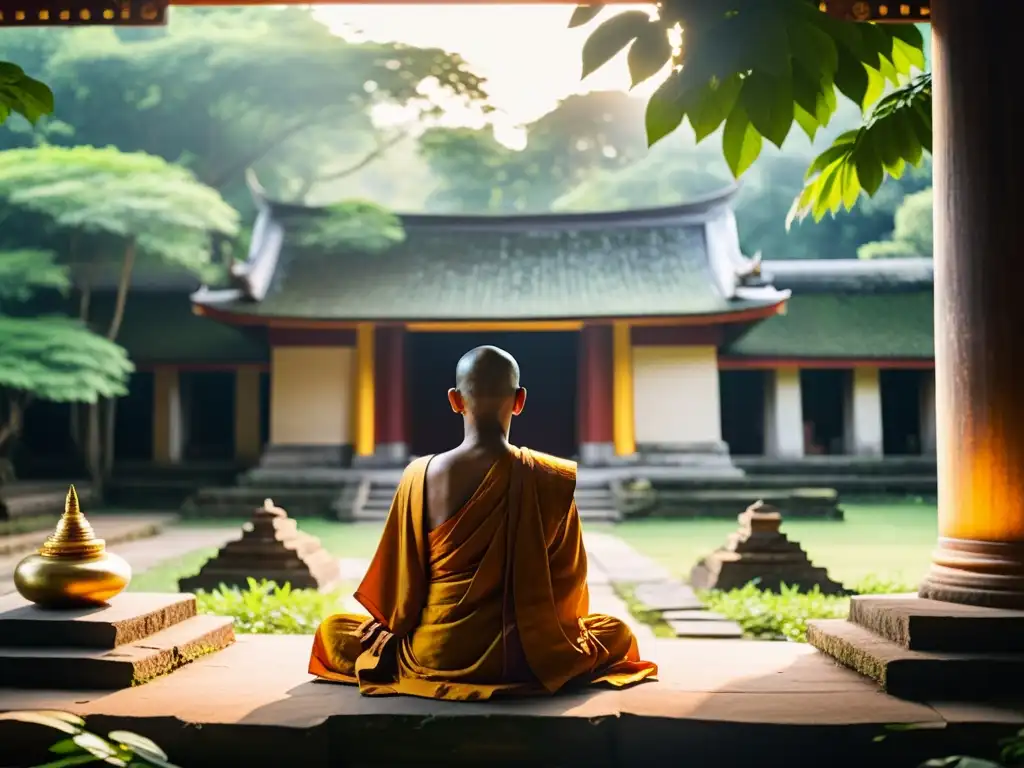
<box><xmin>632</xmin><ymin>345</ymin><xmax>722</xmax><ymax>445</ymax></box>
<box><xmin>269</xmin><ymin>346</ymin><xmax>354</xmax><ymax>446</ymax></box>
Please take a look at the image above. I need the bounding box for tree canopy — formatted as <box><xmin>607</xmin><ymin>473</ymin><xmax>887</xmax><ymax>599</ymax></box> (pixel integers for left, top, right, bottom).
<box><xmin>571</xmin><ymin>1</ymin><xmax>931</xmax><ymax>222</ymax></box>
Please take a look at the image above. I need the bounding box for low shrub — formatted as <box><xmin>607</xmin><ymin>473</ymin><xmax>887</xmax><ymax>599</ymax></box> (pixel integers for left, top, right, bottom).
<box><xmin>196</xmin><ymin>578</ymin><xmax>343</xmax><ymax>635</ymax></box>
<box><xmin>698</xmin><ymin>576</ymin><xmax>919</xmax><ymax>642</ymax></box>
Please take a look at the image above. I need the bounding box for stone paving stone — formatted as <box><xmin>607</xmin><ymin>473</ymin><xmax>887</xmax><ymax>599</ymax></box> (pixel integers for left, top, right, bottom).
<box><xmin>583</xmin><ymin>531</ymin><xmax>674</xmax><ymax>584</ymax></box>
<box><xmin>668</xmin><ymin>619</ymin><xmax>744</xmax><ymax>639</ymax></box>
<box><xmin>661</xmin><ymin>609</ymin><xmax>729</xmax><ymax>622</ymax></box>
<box><xmin>338</xmin><ymin>558</ymin><xmax>371</xmax><ymax>581</ymax></box>
<box><xmin>634</xmin><ymin>582</ymin><xmax>705</xmax><ymax>612</ymax></box>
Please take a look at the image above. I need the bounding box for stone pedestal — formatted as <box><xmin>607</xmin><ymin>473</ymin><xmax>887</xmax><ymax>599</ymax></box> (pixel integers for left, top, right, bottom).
<box><xmin>179</xmin><ymin>499</ymin><xmax>341</xmax><ymax>592</ymax></box>
<box><xmin>0</xmin><ymin>592</ymin><xmax>234</xmax><ymax>689</ymax></box>
<box><xmin>689</xmin><ymin>501</ymin><xmax>847</xmax><ymax>594</ymax></box>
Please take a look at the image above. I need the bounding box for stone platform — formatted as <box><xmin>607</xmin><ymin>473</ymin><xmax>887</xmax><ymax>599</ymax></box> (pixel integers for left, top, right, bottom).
<box><xmin>0</xmin><ymin>592</ymin><xmax>234</xmax><ymax>689</ymax></box>
<box><xmin>0</xmin><ymin>635</ymin><xmax>1020</xmax><ymax>768</ymax></box>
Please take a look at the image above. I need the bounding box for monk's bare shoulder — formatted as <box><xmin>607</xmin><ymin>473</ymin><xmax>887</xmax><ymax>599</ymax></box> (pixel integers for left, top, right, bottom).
<box><xmin>398</xmin><ymin>455</ymin><xmax>433</xmax><ymax>492</ymax></box>
<box><xmin>528</xmin><ymin>450</ymin><xmax>577</xmax><ymax>482</ymax></box>
<box><xmin>526</xmin><ymin>450</ymin><xmax>577</xmax><ymax>515</ymax></box>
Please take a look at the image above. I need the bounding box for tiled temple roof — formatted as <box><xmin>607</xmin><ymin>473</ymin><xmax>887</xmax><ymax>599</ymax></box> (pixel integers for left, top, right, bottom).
<box><xmin>723</xmin><ymin>259</ymin><xmax>934</xmax><ymax>359</ymax></box>
<box><xmin>192</xmin><ymin>186</ymin><xmax>788</xmax><ymax>323</ymax></box>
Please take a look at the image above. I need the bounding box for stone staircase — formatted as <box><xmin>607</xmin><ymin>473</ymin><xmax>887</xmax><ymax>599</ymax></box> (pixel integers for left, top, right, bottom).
<box><xmin>807</xmin><ymin>593</ymin><xmax>1024</xmax><ymax>700</ymax></box>
<box><xmin>347</xmin><ymin>478</ymin><xmax>620</xmax><ymax>523</ymax></box>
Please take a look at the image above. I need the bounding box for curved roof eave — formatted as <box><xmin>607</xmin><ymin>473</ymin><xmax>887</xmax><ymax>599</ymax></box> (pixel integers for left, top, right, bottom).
<box><xmin>248</xmin><ymin>172</ymin><xmax>743</xmax><ymax>232</ymax></box>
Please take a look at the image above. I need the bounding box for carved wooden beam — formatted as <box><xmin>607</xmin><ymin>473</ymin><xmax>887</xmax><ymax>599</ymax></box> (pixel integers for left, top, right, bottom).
<box><xmin>819</xmin><ymin>0</ymin><xmax>931</xmax><ymax>22</ymax></box>
<box><xmin>0</xmin><ymin>0</ymin><xmax>167</xmax><ymax>26</ymax></box>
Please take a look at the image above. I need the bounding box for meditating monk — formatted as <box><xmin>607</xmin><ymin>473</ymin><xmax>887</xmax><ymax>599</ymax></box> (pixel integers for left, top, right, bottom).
<box><xmin>309</xmin><ymin>345</ymin><xmax>657</xmax><ymax>700</ymax></box>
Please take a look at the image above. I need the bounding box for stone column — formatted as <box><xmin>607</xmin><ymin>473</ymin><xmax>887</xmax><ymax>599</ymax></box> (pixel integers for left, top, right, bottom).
<box><xmin>919</xmin><ymin>370</ymin><xmax>937</xmax><ymax>456</ymax></box>
<box><xmin>919</xmin><ymin>0</ymin><xmax>1024</xmax><ymax>608</ymax></box>
<box><xmin>372</xmin><ymin>326</ymin><xmax>409</xmax><ymax>464</ymax></box>
<box><xmin>234</xmin><ymin>365</ymin><xmax>263</xmax><ymax>465</ymax></box>
<box><xmin>152</xmin><ymin>365</ymin><xmax>183</xmax><ymax>465</ymax></box>
<box><xmin>842</xmin><ymin>367</ymin><xmax>883</xmax><ymax>458</ymax></box>
<box><xmin>578</xmin><ymin>325</ymin><xmax>615</xmax><ymax>464</ymax></box>
<box><xmin>764</xmin><ymin>367</ymin><xmax>805</xmax><ymax>459</ymax></box>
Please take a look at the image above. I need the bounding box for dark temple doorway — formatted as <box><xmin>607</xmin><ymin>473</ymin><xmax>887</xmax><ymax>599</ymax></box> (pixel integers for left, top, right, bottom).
<box><xmin>182</xmin><ymin>371</ymin><xmax>236</xmax><ymax>461</ymax></box>
<box><xmin>408</xmin><ymin>332</ymin><xmax>579</xmax><ymax>458</ymax></box>
<box><xmin>800</xmin><ymin>369</ymin><xmax>846</xmax><ymax>455</ymax></box>
<box><xmin>881</xmin><ymin>369</ymin><xmax>923</xmax><ymax>456</ymax></box>
<box><xmin>719</xmin><ymin>370</ymin><xmax>766</xmax><ymax>456</ymax></box>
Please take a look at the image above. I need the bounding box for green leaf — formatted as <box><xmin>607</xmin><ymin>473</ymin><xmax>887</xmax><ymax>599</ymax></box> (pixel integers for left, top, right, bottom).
<box><xmin>840</xmin><ymin>161</ymin><xmax>860</xmax><ymax>209</ymax></box>
<box><xmin>686</xmin><ymin>74</ymin><xmax>741</xmax><ymax>143</ymax></box>
<box><xmin>812</xmin><ymin>162</ymin><xmax>843</xmax><ymax>221</ymax></box>
<box><xmin>862</xmin><ymin>66</ymin><xmax>885</xmax><ymax>111</ymax></box>
<box><xmin>568</xmin><ymin>4</ymin><xmax>604</xmax><ymax>28</ymax></box>
<box><xmin>0</xmin><ymin>711</ymin><xmax>86</xmax><ymax>735</ymax></box>
<box><xmin>581</xmin><ymin>11</ymin><xmax>652</xmax><ymax>79</ymax></box>
<box><xmin>789</xmin><ymin>21</ymin><xmax>839</xmax><ymax>82</ymax></box>
<box><xmin>805</xmin><ymin>142</ymin><xmax>852</xmax><ymax>179</ymax></box>
<box><xmin>834</xmin><ymin>49</ymin><xmax>869</xmax><ymax>108</ymax></box>
<box><xmin>644</xmin><ymin>71</ymin><xmax>684</xmax><ymax>146</ymax></box>
<box><xmin>721</xmin><ymin>105</ymin><xmax>762</xmax><ymax>178</ymax></box>
<box><xmin>740</xmin><ymin>71</ymin><xmax>793</xmax><ymax>148</ymax></box>
<box><xmin>793</xmin><ymin>104</ymin><xmax>819</xmax><ymax>142</ymax></box>
<box><xmin>627</xmin><ymin>23</ymin><xmax>672</xmax><ymax>88</ymax></box>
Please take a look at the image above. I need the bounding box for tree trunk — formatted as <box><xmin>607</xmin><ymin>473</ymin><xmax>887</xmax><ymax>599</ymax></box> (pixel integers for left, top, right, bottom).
<box><xmin>86</xmin><ymin>401</ymin><xmax>104</xmax><ymax>502</ymax></box>
<box><xmin>88</xmin><ymin>239</ymin><xmax>136</xmax><ymax>499</ymax></box>
<box><xmin>0</xmin><ymin>392</ymin><xmax>29</xmax><ymax>488</ymax></box>
<box><xmin>69</xmin><ymin>281</ymin><xmax>92</xmax><ymax>450</ymax></box>
<box><xmin>102</xmin><ymin>397</ymin><xmax>117</xmax><ymax>478</ymax></box>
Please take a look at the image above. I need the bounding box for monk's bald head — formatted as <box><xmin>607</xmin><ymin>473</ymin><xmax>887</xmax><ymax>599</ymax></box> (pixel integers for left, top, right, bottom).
<box><xmin>455</xmin><ymin>346</ymin><xmax>520</xmax><ymax>401</ymax></box>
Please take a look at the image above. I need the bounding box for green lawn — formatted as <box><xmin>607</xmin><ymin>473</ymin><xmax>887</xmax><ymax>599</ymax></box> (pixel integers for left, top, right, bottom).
<box><xmin>610</xmin><ymin>500</ymin><xmax>937</xmax><ymax>588</ymax></box>
<box><xmin>130</xmin><ymin>501</ymin><xmax>937</xmax><ymax>594</ymax></box>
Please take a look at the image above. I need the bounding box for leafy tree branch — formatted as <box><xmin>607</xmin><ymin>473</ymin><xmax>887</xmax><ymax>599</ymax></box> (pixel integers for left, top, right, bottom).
<box><xmin>572</xmin><ymin>0</ymin><xmax>931</xmax><ymax>217</ymax></box>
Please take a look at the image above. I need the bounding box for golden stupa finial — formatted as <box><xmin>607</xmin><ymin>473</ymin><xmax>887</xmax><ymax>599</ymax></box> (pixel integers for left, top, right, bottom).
<box><xmin>38</xmin><ymin>484</ymin><xmax>105</xmax><ymax>560</ymax></box>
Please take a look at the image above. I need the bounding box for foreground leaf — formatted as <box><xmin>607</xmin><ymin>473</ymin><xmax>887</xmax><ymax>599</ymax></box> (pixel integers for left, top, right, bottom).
<box><xmin>581</xmin><ymin>10</ymin><xmax>652</xmax><ymax>79</ymax></box>
<box><xmin>788</xmin><ymin>74</ymin><xmax>931</xmax><ymax>226</ymax></box>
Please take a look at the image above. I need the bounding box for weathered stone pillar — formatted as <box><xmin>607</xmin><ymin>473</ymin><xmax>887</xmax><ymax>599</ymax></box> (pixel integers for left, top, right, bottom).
<box><xmin>764</xmin><ymin>367</ymin><xmax>804</xmax><ymax>459</ymax></box>
<box><xmin>372</xmin><ymin>326</ymin><xmax>408</xmax><ymax>464</ymax></box>
<box><xmin>919</xmin><ymin>370</ymin><xmax>937</xmax><ymax>456</ymax></box>
<box><xmin>152</xmin><ymin>366</ymin><xmax>183</xmax><ymax>465</ymax></box>
<box><xmin>842</xmin><ymin>367</ymin><xmax>883</xmax><ymax>458</ymax></box>
<box><xmin>578</xmin><ymin>325</ymin><xmax>615</xmax><ymax>464</ymax></box>
<box><xmin>234</xmin><ymin>365</ymin><xmax>263</xmax><ymax>465</ymax></box>
<box><xmin>919</xmin><ymin>0</ymin><xmax>1024</xmax><ymax>608</ymax></box>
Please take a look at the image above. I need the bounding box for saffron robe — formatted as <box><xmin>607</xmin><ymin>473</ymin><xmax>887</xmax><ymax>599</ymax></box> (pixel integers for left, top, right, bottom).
<box><xmin>308</xmin><ymin>446</ymin><xmax>657</xmax><ymax>700</ymax></box>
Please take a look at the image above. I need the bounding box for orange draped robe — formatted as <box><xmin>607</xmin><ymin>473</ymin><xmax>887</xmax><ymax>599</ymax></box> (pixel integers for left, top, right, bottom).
<box><xmin>309</xmin><ymin>447</ymin><xmax>657</xmax><ymax>700</ymax></box>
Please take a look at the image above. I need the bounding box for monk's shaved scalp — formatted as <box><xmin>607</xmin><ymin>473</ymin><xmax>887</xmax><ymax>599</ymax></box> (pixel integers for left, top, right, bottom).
<box><xmin>455</xmin><ymin>345</ymin><xmax>520</xmax><ymax>400</ymax></box>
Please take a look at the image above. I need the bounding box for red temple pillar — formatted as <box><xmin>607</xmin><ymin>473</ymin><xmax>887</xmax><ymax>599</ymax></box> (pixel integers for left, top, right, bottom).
<box><xmin>373</xmin><ymin>325</ymin><xmax>409</xmax><ymax>464</ymax></box>
<box><xmin>578</xmin><ymin>325</ymin><xmax>615</xmax><ymax>464</ymax></box>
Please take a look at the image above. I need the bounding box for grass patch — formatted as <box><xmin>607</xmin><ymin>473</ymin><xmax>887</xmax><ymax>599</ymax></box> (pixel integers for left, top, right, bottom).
<box><xmin>613</xmin><ymin>584</ymin><xmax>677</xmax><ymax>638</ymax></box>
<box><xmin>127</xmin><ymin>547</ymin><xmax>219</xmax><ymax>593</ymax></box>
<box><xmin>612</xmin><ymin>500</ymin><xmax>937</xmax><ymax>588</ymax></box>
<box><xmin>195</xmin><ymin>579</ymin><xmax>356</xmax><ymax>634</ymax></box>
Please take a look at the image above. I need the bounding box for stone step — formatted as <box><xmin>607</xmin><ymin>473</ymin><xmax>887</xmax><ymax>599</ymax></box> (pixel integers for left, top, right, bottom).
<box><xmin>0</xmin><ymin>614</ymin><xmax>235</xmax><ymax>689</ymax></box>
<box><xmin>807</xmin><ymin>618</ymin><xmax>1024</xmax><ymax>699</ymax></box>
<box><xmin>847</xmin><ymin>594</ymin><xmax>1024</xmax><ymax>653</ymax></box>
<box><xmin>668</xmin><ymin>619</ymin><xmax>744</xmax><ymax>639</ymax></box>
<box><xmin>0</xmin><ymin>592</ymin><xmax>198</xmax><ymax>649</ymax></box>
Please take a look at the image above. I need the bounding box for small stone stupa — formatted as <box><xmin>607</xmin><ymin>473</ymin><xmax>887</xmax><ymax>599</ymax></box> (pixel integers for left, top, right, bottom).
<box><xmin>179</xmin><ymin>499</ymin><xmax>341</xmax><ymax>593</ymax></box>
<box><xmin>689</xmin><ymin>500</ymin><xmax>847</xmax><ymax>594</ymax></box>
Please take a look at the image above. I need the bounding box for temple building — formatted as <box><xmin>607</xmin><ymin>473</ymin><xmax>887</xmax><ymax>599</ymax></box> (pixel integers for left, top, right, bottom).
<box><xmin>16</xmin><ymin>185</ymin><xmax>936</xmax><ymax>485</ymax></box>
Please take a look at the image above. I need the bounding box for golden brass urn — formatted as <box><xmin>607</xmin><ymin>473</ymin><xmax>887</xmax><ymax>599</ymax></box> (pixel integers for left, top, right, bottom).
<box><xmin>13</xmin><ymin>485</ymin><xmax>131</xmax><ymax>608</ymax></box>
